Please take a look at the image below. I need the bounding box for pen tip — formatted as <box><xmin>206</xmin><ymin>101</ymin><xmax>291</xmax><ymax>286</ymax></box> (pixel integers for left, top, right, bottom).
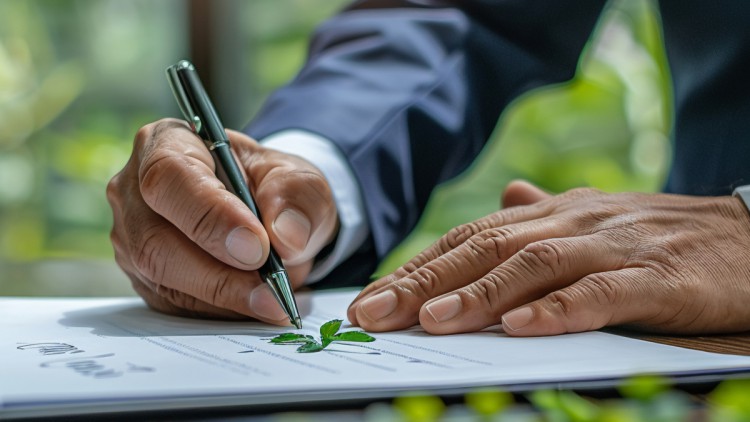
<box><xmin>293</xmin><ymin>318</ymin><xmax>302</xmax><ymax>329</ymax></box>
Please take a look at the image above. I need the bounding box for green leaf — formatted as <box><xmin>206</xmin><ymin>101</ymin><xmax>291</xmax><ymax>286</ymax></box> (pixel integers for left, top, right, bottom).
<box><xmin>393</xmin><ymin>393</ymin><xmax>445</xmax><ymax>422</ymax></box>
<box><xmin>268</xmin><ymin>319</ymin><xmax>375</xmax><ymax>354</ymax></box>
<box><xmin>710</xmin><ymin>379</ymin><xmax>750</xmax><ymax>416</ymax></box>
<box><xmin>464</xmin><ymin>387</ymin><xmax>512</xmax><ymax>416</ymax></box>
<box><xmin>319</xmin><ymin>319</ymin><xmax>343</xmax><ymax>339</ymax></box>
<box><xmin>332</xmin><ymin>331</ymin><xmax>375</xmax><ymax>343</ymax></box>
<box><xmin>269</xmin><ymin>333</ymin><xmax>314</xmax><ymax>344</ymax></box>
<box><xmin>619</xmin><ymin>374</ymin><xmax>669</xmax><ymax>401</ymax></box>
<box><xmin>297</xmin><ymin>341</ymin><xmax>325</xmax><ymax>353</ymax></box>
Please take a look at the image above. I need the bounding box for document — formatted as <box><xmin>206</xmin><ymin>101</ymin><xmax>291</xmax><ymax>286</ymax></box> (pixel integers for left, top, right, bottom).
<box><xmin>3</xmin><ymin>289</ymin><xmax>750</xmax><ymax>418</ymax></box>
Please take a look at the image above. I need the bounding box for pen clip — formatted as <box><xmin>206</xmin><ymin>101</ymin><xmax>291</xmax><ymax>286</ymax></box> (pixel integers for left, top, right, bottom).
<box><xmin>166</xmin><ymin>60</ymin><xmax>202</xmax><ymax>134</ymax></box>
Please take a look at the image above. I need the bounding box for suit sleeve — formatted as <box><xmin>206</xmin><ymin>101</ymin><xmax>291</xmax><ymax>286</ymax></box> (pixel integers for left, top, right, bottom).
<box><xmin>245</xmin><ymin>0</ymin><xmax>607</xmax><ymax>287</ymax></box>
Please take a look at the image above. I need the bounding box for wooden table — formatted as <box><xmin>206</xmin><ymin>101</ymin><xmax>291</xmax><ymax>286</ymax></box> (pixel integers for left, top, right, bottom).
<box><xmin>630</xmin><ymin>332</ymin><xmax>750</xmax><ymax>356</ymax></box>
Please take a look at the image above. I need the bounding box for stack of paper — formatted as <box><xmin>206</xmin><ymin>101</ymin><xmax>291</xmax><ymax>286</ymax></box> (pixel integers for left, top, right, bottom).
<box><xmin>3</xmin><ymin>290</ymin><xmax>750</xmax><ymax>419</ymax></box>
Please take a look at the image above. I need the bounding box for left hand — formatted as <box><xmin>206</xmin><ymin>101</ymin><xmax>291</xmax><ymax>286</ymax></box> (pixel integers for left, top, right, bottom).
<box><xmin>347</xmin><ymin>180</ymin><xmax>750</xmax><ymax>336</ymax></box>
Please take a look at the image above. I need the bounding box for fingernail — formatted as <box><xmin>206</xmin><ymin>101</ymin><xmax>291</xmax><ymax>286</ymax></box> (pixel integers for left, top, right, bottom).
<box><xmin>273</xmin><ymin>209</ymin><xmax>311</xmax><ymax>253</ymax></box>
<box><xmin>360</xmin><ymin>291</ymin><xmax>398</xmax><ymax>321</ymax></box>
<box><xmin>249</xmin><ymin>284</ymin><xmax>288</xmax><ymax>323</ymax></box>
<box><xmin>226</xmin><ymin>227</ymin><xmax>263</xmax><ymax>266</ymax></box>
<box><xmin>502</xmin><ymin>306</ymin><xmax>534</xmax><ymax>332</ymax></box>
<box><xmin>425</xmin><ymin>295</ymin><xmax>462</xmax><ymax>323</ymax></box>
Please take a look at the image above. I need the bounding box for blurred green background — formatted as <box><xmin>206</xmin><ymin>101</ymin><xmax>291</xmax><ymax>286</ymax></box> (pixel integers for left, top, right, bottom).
<box><xmin>0</xmin><ymin>0</ymin><xmax>670</xmax><ymax>296</ymax></box>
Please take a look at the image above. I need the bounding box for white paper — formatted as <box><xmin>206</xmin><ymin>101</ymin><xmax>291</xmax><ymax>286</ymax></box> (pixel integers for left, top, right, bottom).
<box><xmin>2</xmin><ymin>289</ymin><xmax>750</xmax><ymax>418</ymax></box>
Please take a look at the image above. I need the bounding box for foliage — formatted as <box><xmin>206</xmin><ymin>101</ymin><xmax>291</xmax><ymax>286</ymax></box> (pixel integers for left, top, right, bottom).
<box><xmin>1</xmin><ymin>0</ymin><xmax>668</xmax><ymax>296</ymax></box>
<box><xmin>0</xmin><ymin>0</ymin><xmax>180</xmax><ymax>262</ymax></box>
<box><xmin>0</xmin><ymin>0</ymin><xmax>347</xmax><ymax>274</ymax></box>
<box><xmin>268</xmin><ymin>318</ymin><xmax>375</xmax><ymax>353</ymax></box>
<box><xmin>355</xmin><ymin>375</ymin><xmax>750</xmax><ymax>421</ymax></box>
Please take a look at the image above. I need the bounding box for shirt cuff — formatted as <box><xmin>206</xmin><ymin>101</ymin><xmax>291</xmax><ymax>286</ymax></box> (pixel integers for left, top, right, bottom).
<box><xmin>260</xmin><ymin>130</ymin><xmax>370</xmax><ymax>284</ymax></box>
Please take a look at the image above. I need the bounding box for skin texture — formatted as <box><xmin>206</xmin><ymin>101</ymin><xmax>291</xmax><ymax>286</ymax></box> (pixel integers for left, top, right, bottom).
<box><xmin>109</xmin><ymin>121</ymin><xmax>750</xmax><ymax>336</ymax></box>
<box><xmin>107</xmin><ymin>119</ymin><xmax>338</xmax><ymax>324</ymax></box>
<box><xmin>347</xmin><ymin>180</ymin><xmax>750</xmax><ymax>337</ymax></box>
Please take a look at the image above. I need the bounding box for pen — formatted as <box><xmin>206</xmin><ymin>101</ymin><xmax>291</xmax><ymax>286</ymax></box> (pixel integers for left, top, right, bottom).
<box><xmin>166</xmin><ymin>60</ymin><xmax>302</xmax><ymax>329</ymax></box>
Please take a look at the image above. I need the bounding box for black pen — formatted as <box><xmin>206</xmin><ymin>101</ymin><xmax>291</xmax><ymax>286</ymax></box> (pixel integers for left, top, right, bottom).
<box><xmin>166</xmin><ymin>60</ymin><xmax>302</xmax><ymax>329</ymax></box>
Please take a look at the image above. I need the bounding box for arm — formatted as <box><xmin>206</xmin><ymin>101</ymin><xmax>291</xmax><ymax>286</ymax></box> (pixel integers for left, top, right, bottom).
<box><xmin>246</xmin><ymin>0</ymin><xmax>608</xmax><ymax>285</ymax></box>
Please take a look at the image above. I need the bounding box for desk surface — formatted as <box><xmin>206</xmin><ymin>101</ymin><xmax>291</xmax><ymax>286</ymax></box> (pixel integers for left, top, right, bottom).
<box><xmin>2</xmin><ymin>259</ymin><xmax>750</xmax><ymax>420</ymax></box>
<box><xmin>630</xmin><ymin>332</ymin><xmax>750</xmax><ymax>356</ymax></box>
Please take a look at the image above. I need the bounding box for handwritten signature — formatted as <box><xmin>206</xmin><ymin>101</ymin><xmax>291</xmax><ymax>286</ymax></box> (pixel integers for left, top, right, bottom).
<box><xmin>41</xmin><ymin>353</ymin><xmax>123</xmax><ymax>378</ymax></box>
<box><xmin>17</xmin><ymin>342</ymin><xmax>84</xmax><ymax>355</ymax></box>
<box><xmin>17</xmin><ymin>342</ymin><xmax>155</xmax><ymax>379</ymax></box>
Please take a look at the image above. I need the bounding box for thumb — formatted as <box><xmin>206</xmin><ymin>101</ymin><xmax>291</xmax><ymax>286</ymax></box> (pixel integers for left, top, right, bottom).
<box><xmin>501</xmin><ymin>180</ymin><xmax>552</xmax><ymax>208</ymax></box>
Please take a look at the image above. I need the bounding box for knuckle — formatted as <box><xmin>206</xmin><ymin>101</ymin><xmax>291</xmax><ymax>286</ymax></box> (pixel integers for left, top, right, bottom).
<box><xmin>204</xmin><ymin>268</ymin><xmax>235</xmax><ymax>307</ymax></box>
<box><xmin>105</xmin><ymin>172</ymin><xmax>123</xmax><ymax>207</ymax></box>
<box><xmin>134</xmin><ymin>118</ymin><xmax>189</xmax><ymax>167</ymax></box>
<box><xmin>132</xmin><ymin>226</ymin><xmax>169</xmax><ymax>283</ymax></box>
<box><xmin>133</xmin><ymin>124</ymin><xmax>153</xmax><ymax>150</ymax></box>
<box><xmin>139</xmin><ymin>152</ymin><xmax>180</xmax><ymax>206</ymax></box>
<box><xmin>400</xmin><ymin>265</ymin><xmax>443</xmax><ymax>300</ymax></box>
<box><xmin>582</xmin><ymin>205</ymin><xmax>632</xmax><ymax>229</ymax></box>
<box><xmin>579</xmin><ymin>273</ymin><xmax>620</xmax><ymax>306</ymax></box>
<box><xmin>464</xmin><ymin>227</ymin><xmax>516</xmax><ymax>262</ymax></box>
<box><xmin>294</xmin><ymin>169</ymin><xmax>332</xmax><ymax>198</ymax></box>
<box><xmin>440</xmin><ymin>223</ymin><xmax>479</xmax><ymax>250</ymax></box>
<box><xmin>630</xmin><ymin>238</ymin><xmax>681</xmax><ymax>277</ymax></box>
<box><xmin>134</xmin><ymin>120</ymin><xmax>165</xmax><ymax>154</ymax></box>
<box><xmin>128</xmin><ymin>275</ymin><xmax>151</xmax><ymax>296</ymax></box>
<box><xmin>128</xmin><ymin>274</ymin><xmax>191</xmax><ymax>317</ymax></box>
<box><xmin>468</xmin><ymin>275</ymin><xmax>505</xmax><ymax>317</ymax></box>
<box><xmin>399</xmin><ymin>259</ymin><xmax>421</xmax><ymax>275</ymax></box>
<box><xmin>110</xmin><ymin>229</ymin><xmax>126</xmax><ymax>261</ymax></box>
<box><xmin>545</xmin><ymin>290</ymin><xmax>577</xmax><ymax>318</ymax></box>
<box><xmin>564</xmin><ymin>187</ymin><xmax>602</xmax><ymax>200</ymax></box>
<box><xmin>261</xmin><ymin>169</ymin><xmax>337</xmax><ymax>220</ymax></box>
<box><xmin>518</xmin><ymin>241</ymin><xmax>565</xmax><ymax>281</ymax></box>
<box><xmin>160</xmin><ymin>286</ymin><xmax>198</xmax><ymax>313</ymax></box>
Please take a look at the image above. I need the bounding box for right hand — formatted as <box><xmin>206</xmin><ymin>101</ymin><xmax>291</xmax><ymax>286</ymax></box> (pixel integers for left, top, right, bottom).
<box><xmin>106</xmin><ymin>119</ymin><xmax>339</xmax><ymax>324</ymax></box>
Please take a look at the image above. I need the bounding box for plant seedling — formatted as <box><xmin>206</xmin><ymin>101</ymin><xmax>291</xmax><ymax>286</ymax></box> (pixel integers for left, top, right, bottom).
<box><xmin>269</xmin><ymin>319</ymin><xmax>375</xmax><ymax>353</ymax></box>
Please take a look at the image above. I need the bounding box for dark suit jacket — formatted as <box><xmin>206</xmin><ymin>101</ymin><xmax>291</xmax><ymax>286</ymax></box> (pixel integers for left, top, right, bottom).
<box><xmin>246</xmin><ymin>0</ymin><xmax>750</xmax><ymax>287</ymax></box>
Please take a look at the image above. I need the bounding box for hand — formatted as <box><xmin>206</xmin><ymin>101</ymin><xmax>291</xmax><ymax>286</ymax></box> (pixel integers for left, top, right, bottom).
<box><xmin>107</xmin><ymin>119</ymin><xmax>338</xmax><ymax>324</ymax></box>
<box><xmin>348</xmin><ymin>180</ymin><xmax>750</xmax><ymax>336</ymax></box>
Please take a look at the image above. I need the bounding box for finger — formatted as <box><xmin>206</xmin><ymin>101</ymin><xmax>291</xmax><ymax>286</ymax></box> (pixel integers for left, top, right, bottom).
<box><xmin>500</xmin><ymin>268</ymin><xmax>657</xmax><ymax>336</ymax></box>
<box><xmin>137</xmin><ymin>120</ymin><xmax>269</xmax><ymax>271</ymax></box>
<box><xmin>348</xmin><ymin>200</ymin><xmax>556</xmax><ymax>322</ymax></box>
<box><xmin>284</xmin><ymin>260</ymin><xmax>314</xmax><ymax>288</ymax></box>
<box><xmin>416</xmin><ymin>234</ymin><xmax>628</xmax><ymax>334</ymax></box>
<box><xmin>148</xmin><ymin>225</ymin><xmax>293</xmax><ymax>326</ymax></box>
<box><xmin>114</xmin><ymin>225</ymin><xmax>257</xmax><ymax>321</ymax></box>
<box><xmin>502</xmin><ymin>180</ymin><xmax>552</xmax><ymax>208</ymax></box>
<box><xmin>351</xmin><ymin>216</ymin><xmax>579</xmax><ymax>332</ymax></box>
<box><xmin>127</xmin><ymin>268</ymin><xmax>247</xmax><ymax>320</ymax></box>
<box><xmin>120</xmin><ymin>194</ymin><xmax>291</xmax><ymax>326</ymax></box>
<box><xmin>231</xmin><ymin>136</ymin><xmax>338</xmax><ymax>266</ymax></box>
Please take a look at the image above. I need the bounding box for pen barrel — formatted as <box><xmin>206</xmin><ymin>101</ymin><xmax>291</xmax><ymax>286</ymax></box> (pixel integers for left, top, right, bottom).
<box><xmin>212</xmin><ymin>144</ymin><xmax>285</xmax><ymax>275</ymax></box>
<box><xmin>212</xmin><ymin>144</ymin><xmax>260</xmax><ymax>217</ymax></box>
<box><xmin>168</xmin><ymin>59</ymin><xmax>299</xmax><ymax>327</ymax></box>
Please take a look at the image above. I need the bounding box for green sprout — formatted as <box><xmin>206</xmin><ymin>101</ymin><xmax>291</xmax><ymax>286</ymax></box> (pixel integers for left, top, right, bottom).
<box><xmin>268</xmin><ymin>319</ymin><xmax>375</xmax><ymax>353</ymax></box>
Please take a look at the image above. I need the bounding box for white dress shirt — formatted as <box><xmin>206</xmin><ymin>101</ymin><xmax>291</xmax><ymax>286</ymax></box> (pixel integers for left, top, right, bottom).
<box><xmin>261</xmin><ymin>130</ymin><xmax>370</xmax><ymax>283</ymax></box>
